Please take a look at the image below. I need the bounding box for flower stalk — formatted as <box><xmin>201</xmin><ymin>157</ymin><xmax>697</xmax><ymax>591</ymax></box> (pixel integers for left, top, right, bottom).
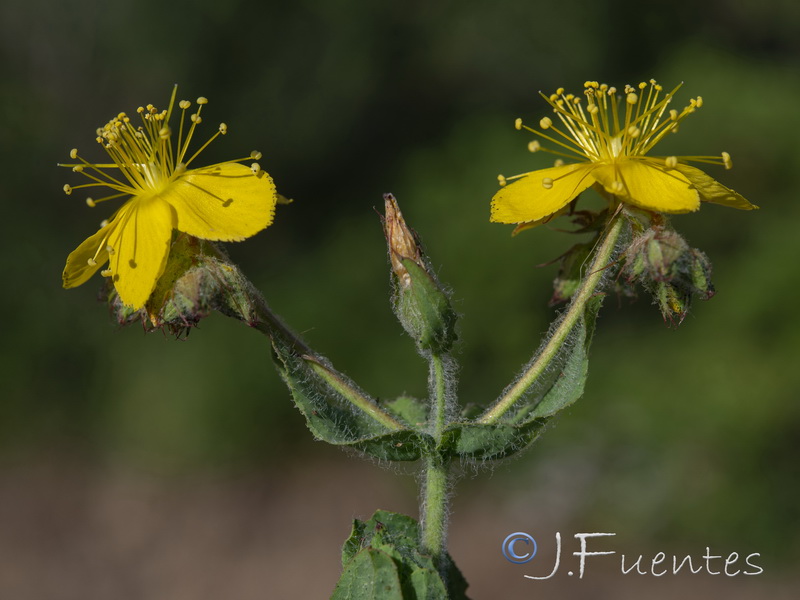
<box><xmin>480</xmin><ymin>208</ymin><xmax>625</xmax><ymax>424</ymax></box>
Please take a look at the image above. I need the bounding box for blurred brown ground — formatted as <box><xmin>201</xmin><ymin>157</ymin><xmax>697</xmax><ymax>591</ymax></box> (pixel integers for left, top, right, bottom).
<box><xmin>1</xmin><ymin>455</ymin><xmax>796</xmax><ymax>599</ymax></box>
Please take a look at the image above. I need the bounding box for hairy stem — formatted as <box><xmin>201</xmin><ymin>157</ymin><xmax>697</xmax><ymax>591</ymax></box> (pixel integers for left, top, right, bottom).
<box><xmin>421</xmin><ymin>352</ymin><xmax>451</xmax><ymax>569</ymax></box>
<box><xmin>250</xmin><ymin>295</ymin><xmax>404</xmax><ymax>431</ymax></box>
<box><xmin>479</xmin><ymin>212</ymin><xmax>625</xmax><ymax>425</ymax></box>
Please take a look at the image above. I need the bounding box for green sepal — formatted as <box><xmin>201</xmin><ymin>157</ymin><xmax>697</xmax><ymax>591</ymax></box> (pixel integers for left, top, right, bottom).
<box><xmin>396</xmin><ymin>259</ymin><xmax>457</xmax><ymax>354</ymax></box>
<box><xmin>333</xmin><ymin>510</ymin><xmax>470</xmax><ymax>600</ymax></box>
<box><xmin>272</xmin><ymin>338</ymin><xmax>428</xmax><ymax>461</ymax></box>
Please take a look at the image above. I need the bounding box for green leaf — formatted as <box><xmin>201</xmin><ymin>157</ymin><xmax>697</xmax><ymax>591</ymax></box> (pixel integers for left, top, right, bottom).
<box><xmin>272</xmin><ymin>338</ymin><xmax>429</xmax><ymax>461</ymax></box>
<box><xmin>440</xmin><ymin>420</ymin><xmax>547</xmax><ymax>461</ymax></box>
<box><xmin>331</xmin><ymin>548</ymin><xmax>404</xmax><ymax>600</ymax></box>
<box><xmin>336</xmin><ymin>510</ymin><xmax>470</xmax><ymax>599</ymax></box>
<box><xmin>447</xmin><ymin>295</ymin><xmax>604</xmax><ymax>461</ymax></box>
<box><xmin>385</xmin><ymin>396</ymin><xmax>428</xmax><ymax>428</ymax></box>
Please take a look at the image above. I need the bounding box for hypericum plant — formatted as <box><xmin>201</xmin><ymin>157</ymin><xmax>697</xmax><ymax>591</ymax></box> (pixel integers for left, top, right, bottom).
<box><xmin>61</xmin><ymin>81</ymin><xmax>755</xmax><ymax>598</ymax></box>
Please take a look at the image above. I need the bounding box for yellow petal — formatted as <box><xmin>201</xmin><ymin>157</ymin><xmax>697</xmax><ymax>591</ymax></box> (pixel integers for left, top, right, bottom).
<box><xmin>106</xmin><ymin>196</ymin><xmax>174</xmax><ymax>309</ymax></box>
<box><xmin>164</xmin><ymin>163</ymin><xmax>277</xmax><ymax>241</ymax></box>
<box><xmin>62</xmin><ymin>223</ymin><xmax>112</xmax><ymax>288</ymax></box>
<box><xmin>491</xmin><ymin>163</ymin><xmax>596</xmax><ymax>224</ymax></box>
<box><xmin>673</xmin><ymin>163</ymin><xmax>758</xmax><ymax>210</ymax></box>
<box><xmin>593</xmin><ymin>159</ymin><xmax>700</xmax><ymax>213</ymax></box>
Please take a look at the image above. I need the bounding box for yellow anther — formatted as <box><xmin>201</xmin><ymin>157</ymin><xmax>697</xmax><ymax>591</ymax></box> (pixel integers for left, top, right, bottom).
<box><xmin>639</xmin><ymin>81</ymin><xmax>648</xmax><ymax>90</ymax></box>
<box><xmin>539</xmin><ymin>116</ymin><xmax>553</xmax><ymax>129</ymax></box>
<box><xmin>549</xmin><ymin>94</ymin><xmax>558</xmax><ymax>102</ymax></box>
<box><xmin>179</xmin><ymin>100</ymin><xmax>191</xmax><ymax>109</ymax></box>
<box><xmin>696</xmin><ymin>96</ymin><xmax>703</xmax><ymax>108</ymax></box>
<box><xmin>625</xmin><ymin>84</ymin><xmax>635</xmax><ymax>94</ymax></box>
<box><xmin>611</xmin><ymin>181</ymin><xmax>625</xmax><ymax>194</ymax></box>
<box><xmin>137</xmin><ymin>106</ymin><xmax>144</xmax><ymax>113</ymax></box>
<box><xmin>514</xmin><ymin>117</ymin><xmax>522</xmax><ymax>130</ymax></box>
<box><xmin>607</xmin><ymin>87</ymin><xmax>616</xmax><ymax>95</ymax></box>
<box><xmin>72</xmin><ymin>165</ymin><xmax>83</xmax><ymax>173</ymax></box>
<box><xmin>106</xmin><ymin>245</ymin><xmax>115</xmax><ymax>255</ymax></box>
<box><xmin>649</xmin><ymin>78</ymin><xmax>656</xmax><ymax>85</ymax></box>
<box><xmin>553</xmin><ymin>159</ymin><xmax>564</xmax><ymax>167</ymax></box>
<box><xmin>626</xmin><ymin>93</ymin><xmax>638</xmax><ymax>105</ymax></box>
<box><xmin>250</xmin><ymin>150</ymin><xmax>262</xmax><ymax>160</ymax></box>
<box><xmin>599</xmin><ymin>83</ymin><xmax>608</xmax><ymax>92</ymax></box>
<box><xmin>219</xmin><ymin>123</ymin><xmax>228</xmax><ymax>134</ymax></box>
<box><xmin>190</xmin><ymin>114</ymin><xmax>201</xmax><ymax>123</ymax></box>
<box><xmin>528</xmin><ymin>140</ymin><xmax>540</xmax><ymax>152</ymax></box>
<box><xmin>87</xmin><ymin>258</ymin><xmax>97</xmax><ymax>267</ymax></box>
<box><xmin>86</xmin><ymin>198</ymin><xmax>96</xmax><ymax>207</ymax></box>
<box><xmin>159</xmin><ymin>126</ymin><xmax>170</xmax><ymax>139</ymax></box>
<box><xmin>665</xmin><ymin>156</ymin><xmax>678</xmax><ymax>169</ymax></box>
<box><xmin>70</xmin><ymin>148</ymin><xmax>78</xmax><ymax>159</ymax></box>
<box><xmin>587</xmin><ymin>104</ymin><xmax>599</xmax><ymax>115</ymax></box>
<box><xmin>63</xmin><ymin>184</ymin><xmax>72</xmax><ymax>195</ymax></box>
<box><xmin>722</xmin><ymin>151</ymin><xmax>732</xmax><ymax>169</ymax></box>
<box><xmin>196</xmin><ymin>97</ymin><xmax>208</xmax><ymax>105</ymax></box>
<box><xmin>251</xmin><ymin>162</ymin><xmax>261</xmax><ymax>174</ymax></box>
<box><xmin>99</xmin><ymin>219</ymin><xmax>109</xmax><ymax>228</ymax></box>
<box><xmin>556</xmin><ymin>87</ymin><xmax>564</xmax><ymax>95</ymax></box>
<box><xmin>497</xmin><ymin>174</ymin><xmax>507</xmax><ymax>186</ymax></box>
<box><xmin>100</xmin><ymin>269</ymin><xmax>112</xmax><ymax>278</ymax></box>
<box><xmin>627</xmin><ymin>126</ymin><xmax>640</xmax><ymax>137</ymax></box>
<box><xmin>669</xmin><ymin>109</ymin><xmax>678</xmax><ymax>120</ymax></box>
<box><xmin>542</xmin><ymin>178</ymin><xmax>554</xmax><ymax>189</ymax></box>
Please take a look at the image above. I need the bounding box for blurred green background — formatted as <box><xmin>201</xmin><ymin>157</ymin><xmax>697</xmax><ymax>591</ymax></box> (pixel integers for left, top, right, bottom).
<box><xmin>1</xmin><ymin>0</ymin><xmax>799</xmax><ymax>597</ymax></box>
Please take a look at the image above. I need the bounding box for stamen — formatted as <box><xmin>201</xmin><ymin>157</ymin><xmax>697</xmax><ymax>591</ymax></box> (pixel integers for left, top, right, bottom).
<box><xmin>70</xmin><ymin>148</ymin><xmax>78</xmax><ymax>159</ymax></box>
<box><xmin>218</xmin><ymin>123</ymin><xmax>228</xmax><ymax>135</ymax></box>
<box><xmin>722</xmin><ymin>152</ymin><xmax>732</xmax><ymax>169</ymax></box>
<box><xmin>250</xmin><ymin>150</ymin><xmax>262</xmax><ymax>160</ymax></box>
<box><xmin>63</xmin><ymin>184</ymin><xmax>72</xmax><ymax>195</ymax></box>
<box><xmin>540</xmin><ymin>117</ymin><xmax>553</xmax><ymax>129</ymax></box>
<box><xmin>101</xmin><ymin>269</ymin><xmax>112</xmax><ymax>277</ymax></box>
<box><xmin>251</xmin><ymin>162</ymin><xmax>261</xmax><ymax>174</ymax></box>
<box><xmin>497</xmin><ymin>174</ymin><xmax>507</xmax><ymax>186</ymax></box>
<box><xmin>665</xmin><ymin>156</ymin><xmax>678</xmax><ymax>169</ymax></box>
<box><xmin>514</xmin><ymin>118</ymin><xmax>522</xmax><ymax>130</ymax></box>
<box><xmin>86</xmin><ymin>198</ymin><xmax>96</xmax><ymax>207</ymax></box>
<box><xmin>528</xmin><ymin>140</ymin><xmax>540</xmax><ymax>152</ymax></box>
<box><xmin>542</xmin><ymin>177</ymin><xmax>554</xmax><ymax>189</ymax></box>
<box><xmin>87</xmin><ymin>258</ymin><xmax>97</xmax><ymax>267</ymax></box>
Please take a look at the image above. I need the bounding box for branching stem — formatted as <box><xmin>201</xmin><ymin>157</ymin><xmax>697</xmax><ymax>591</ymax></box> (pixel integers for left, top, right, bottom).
<box><xmin>479</xmin><ymin>212</ymin><xmax>625</xmax><ymax>425</ymax></box>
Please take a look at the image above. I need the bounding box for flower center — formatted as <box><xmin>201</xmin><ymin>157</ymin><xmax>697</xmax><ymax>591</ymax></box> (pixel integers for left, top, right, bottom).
<box><xmin>515</xmin><ymin>80</ymin><xmax>704</xmax><ymax>165</ymax></box>
<box><xmin>60</xmin><ymin>86</ymin><xmax>232</xmax><ymax>210</ymax></box>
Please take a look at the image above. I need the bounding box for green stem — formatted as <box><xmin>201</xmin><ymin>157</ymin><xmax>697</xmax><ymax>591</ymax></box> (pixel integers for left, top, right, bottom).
<box><xmin>430</xmin><ymin>353</ymin><xmax>448</xmax><ymax>440</ymax></box>
<box><xmin>421</xmin><ymin>352</ymin><xmax>451</xmax><ymax>568</ymax></box>
<box><xmin>421</xmin><ymin>453</ymin><xmax>449</xmax><ymax>563</ymax></box>
<box><xmin>306</xmin><ymin>358</ymin><xmax>404</xmax><ymax>431</ymax></box>
<box><xmin>479</xmin><ymin>212</ymin><xmax>625</xmax><ymax>425</ymax></box>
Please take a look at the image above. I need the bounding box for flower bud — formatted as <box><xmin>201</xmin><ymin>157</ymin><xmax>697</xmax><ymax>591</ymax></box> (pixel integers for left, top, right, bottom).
<box><xmin>622</xmin><ymin>220</ymin><xmax>715</xmax><ymax>326</ymax></box>
<box><xmin>382</xmin><ymin>194</ymin><xmax>457</xmax><ymax>354</ymax></box>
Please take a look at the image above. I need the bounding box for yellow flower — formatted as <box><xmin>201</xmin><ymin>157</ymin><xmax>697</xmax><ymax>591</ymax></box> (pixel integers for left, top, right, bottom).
<box><xmin>62</xmin><ymin>86</ymin><xmax>277</xmax><ymax>309</ymax></box>
<box><xmin>491</xmin><ymin>80</ymin><xmax>757</xmax><ymax>227</ymax></box>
